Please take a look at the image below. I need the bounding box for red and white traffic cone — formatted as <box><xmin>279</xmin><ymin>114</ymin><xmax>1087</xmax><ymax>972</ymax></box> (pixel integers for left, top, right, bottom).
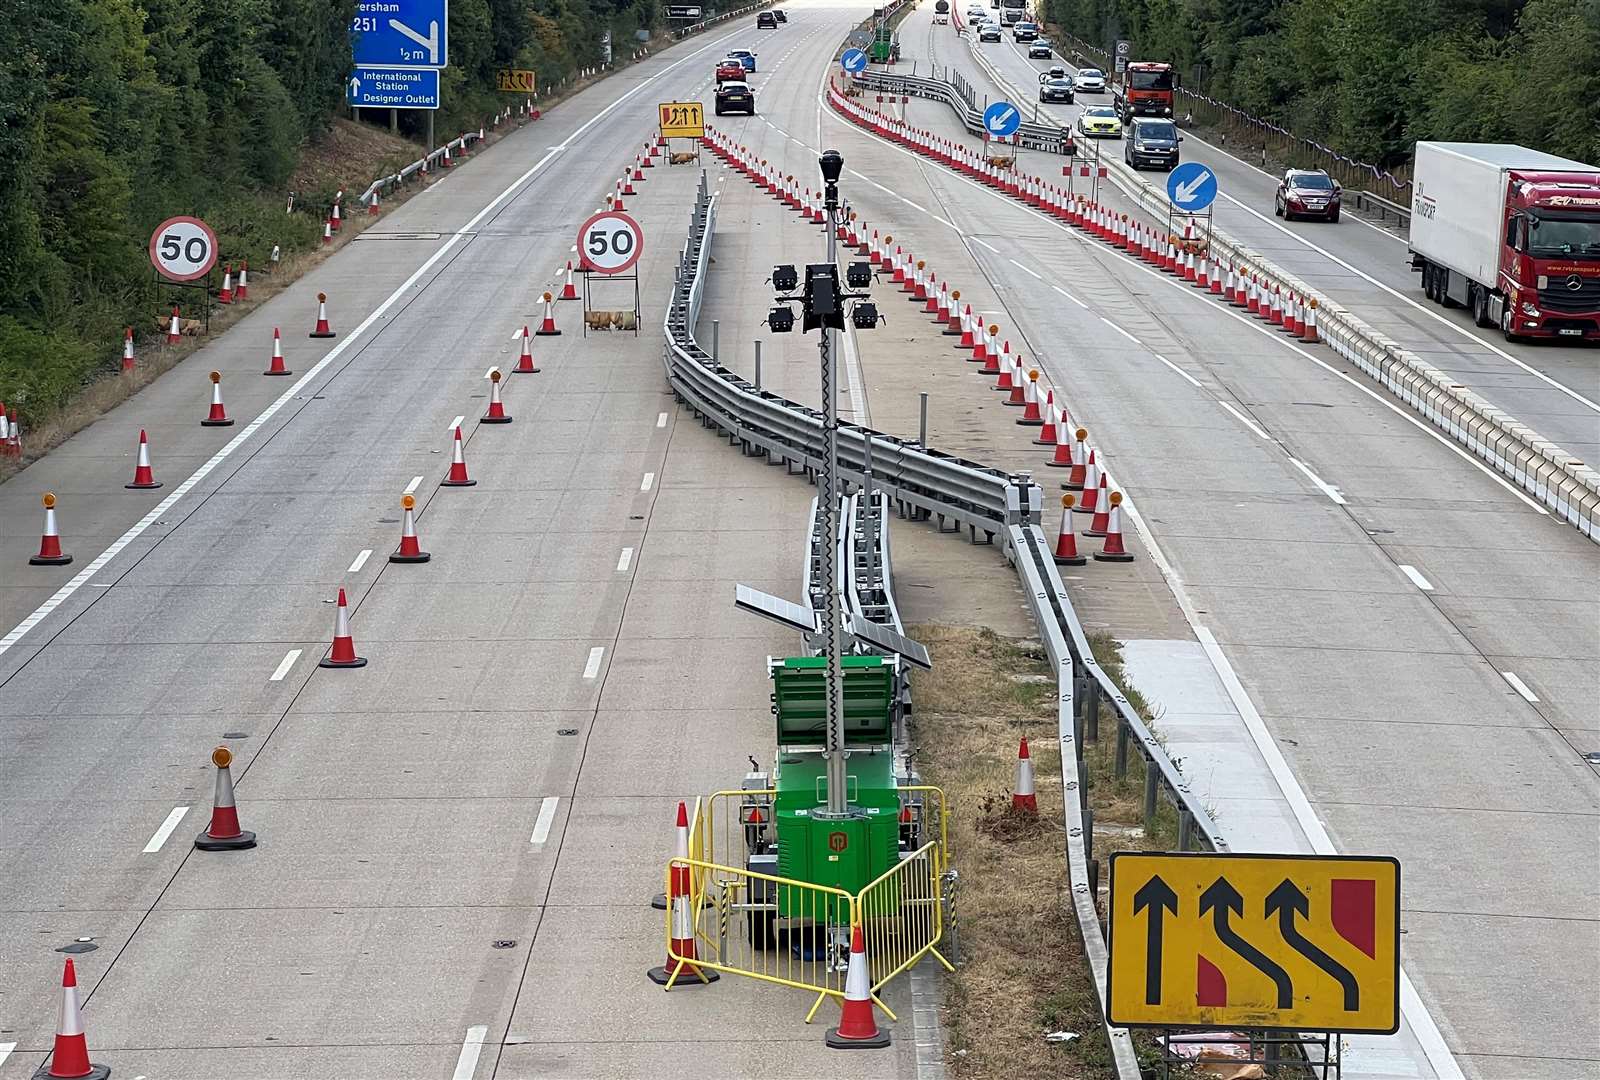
<box><xmin>1302</xmin><ymin>298</ymin><xmax>1320</xmax><ymax>343</ymax></box>
<box><xmin>121</xmin><ymin>327</ymin><xmax>136</xmax><ymax>372</ymax></box>
<box><xmin>1048</xmin><ymin>423</ymin><xmax>1080</xmax><ymax>470</ymax></box>
<box><xmin>166</xmin><ymin>306</ymin><xmax>182</xmax><ymax>345</ymax></box>
<box><xmin>1017</xmin><ymin>370</ymin><xmax>1044</xmax><ymax>425</ymax></box>
<box><xmin>310</xmin><ymin>292</ymin><xmax>336</xmax><ymax>338</ymax></box>
<box><xmin>321</xmin><ymin>219</ymin><xmax>333</xmax><ymax>246</ymax></box>
<box><xmin>200</xmin><ymin>370</ymin><xmax>233</xmax><ymax>427</ymax></box>
<box><xmin>30</xmin><ymin>493</ymin><xmax>72</xmax><ymax>566</ymax></box>
<box><xmin>318</xmin><ymin>587</ymin><xmax>367</xmax><ymax>668</ymax></box>
<box><xmin>125</xmin><ymin>429</ymin><xmax>161</xmax><ymax>490</ymax></box>
<box><xmin>330</xmin><ymin>200</ymin><xmax>343</xmax><ymax>232</ymax></box>
<box><xmin>195</xmin><ymin>745</ymin><xmax>257</xmax><ymax>849</ymax></box>
<box><xmin>37</xmin><ymin>958</ymin><xmax>111</xmax><ymax>1080</ymax></box>
<box><xmin>264</xmin><ymin>327</ymin><xmax>290</xmax><ymax>375</ymax></box>
<box><xmin>610</xmin><ymin>181</ymin><xmax>626</xmax><ymax>212</ymax></box>
<box><xmin>1035</xmin><ymin>391</ymin><xmax>1059</xmax><ymax>445</ymax></box>
<box><xmin>1083</xmin><ymin>470</ymin><xmax>1110</xmax><ymax>529</ymax></box>
<box><xmin>535</xmin><ymin>292</ymin><xmax>561</xmax><ymax>336</ymax></box>
<box><xmin>1013</xmin><ymin>736</ymin><xmax>1038</xmax><ymax>812</ymax></box>
<box><xmin>1094</xmin><ymin>492</ymin><xmax>1136</xmax><ymax>562</ymax></box>
<box><xmin>650</xmin><ymin>798</ymin><xmax>693</xmax><ymax>909</ymax></box>
<box><xmin>825</xmin><ymin>923</ymin><xmax>890</xmax><ymax>1049</ymax></box>
<box><xmin>482</xmin><ymin>369</ymin><xmax>512</xmax><ymax>424</ymax></box>
<box><xmin>217</xmin><ymin>262</ymin><xmax>234</xmax><ymax>304</ymax></box>
<box><xmin>1054</xmin><ymin>495</ymin><xmax>1086</xmax><ymax>565</ymax></box>
<box><xmin>1003</xmin><ymin>358</ymin><xmax>1027</xmax><ymax>406</ymax></box>
<box><xmin>369</xmin><ymin>189</ymin><xmax>382</xmax><ymax>216</ymax></box>
<box><xmin>390</xmin><ymin>493</ymin><xmax>430</xmax><ymax>563</ymax></box>
<box><xmin>513</xmin><ymin>326</ymin><xmax>540</xmax><ymax>373</ymax></box>
<box><xmin>441</xmin><ymin>426</ymin><xmax>475</xmax><ymax>487</ymax></box>
<box><xmin>0</xmin><ymin>405</ymin><xmax>15</xmax><ymax>458</ymax></box>
<box><xmin>238</xmin><ymin>260</ymin><xmax>251</xmax><ymax>300</ymax></box>
<box><xmin>648</xmin><ymin>801</ymin><xmax>719</xmax><ymax>986</ymax></box>
<box><xmin>945</xmin><ymin>292</ymin><xmax>963</xmax><ymax>335</ymax></box>
<box><xmin>1074</xmin><ymin>451</ymin><xmax>1101</xmax><ymax>514</ymax></box>
<box><xmin>559</xmin><ymin>261</ymin><xmax>579</xmax><ymax>300</ymax></box>
<box><xmin>957</xmin><ymin>305</ymin><xmax>976</xmax><ymax>348</ymax></box>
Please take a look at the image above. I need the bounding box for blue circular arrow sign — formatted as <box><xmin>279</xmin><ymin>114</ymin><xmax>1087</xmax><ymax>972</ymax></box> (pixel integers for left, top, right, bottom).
<box><xmin>841</xmin><ymin>48</ymin><xmax>868</xmax><ymax>73</ymax></box>
<box><xmin>982</xmin><ymin>100</ymin><xmax>1021</xmax><ymax>138</ymax></box>
<box><xmin>1166</xmin><ymin>161</ymin><xmax>1218</xmax><ymax>212</ymax></box>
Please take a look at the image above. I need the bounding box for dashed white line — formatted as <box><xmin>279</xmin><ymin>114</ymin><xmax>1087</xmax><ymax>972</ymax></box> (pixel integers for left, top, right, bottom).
<box><xmin>1100</xmin><ymin>316</ymin><xmax>1140</xmax><ymax>344</ymax></box>
<box><xmin>1152</xmin><ymin>353</ymin><xmax>1203</xmax><ymax>388</ymax></box>
<box><xmin>617</xmin><ymin>547</ymin><xmax>634</xmax><ymax>572</ymax></box>
<box><xmin>1501</xmin><ymin>671</ymin><xmax>1540</xmax><ymax>703</ymax></box>
<box><xmin>347</xmin><ymin>549</ymin><xmax>373</xmax><ymax>574</ymax></box>
<box><xmin>0</xmin><ymin>1042</ymin><xmax>14</xmax><ymax>1069</ymax></box>
<box><xmin>902</xmin><ymin>197</ymin><xmax>927</xmax><ymax>213</ymax></box>
<box><xmin>509</xmin><ymin>326</ymin><xmax>525</xmax><ymax>342</ymax></box>
<box><xmin>640</xmin><ymin>472</ymin><xmax>655</xmax><ymax>491</ymax></box>
<box><xmin>142</xmin><ymin>806</ymin><xmax>190</xmax><ymax>853</ymax></box>
<box><xmin>1051</xmin><ymin>284</ymin><xmax>1089</xmax><ymax>309</ymax></box>
<box><xmin>657</xmin><ymin>412</ymin><xmax>669</xmax><ymax>428</ymax></box>
<box><xmin>269</xmin><ymin>649</ymin><xmax>302</xmax><ymax>682</ymax></box>
<box><xmin>583</xmin><ymin>646</ymin><xmax>605</xmax><ymax>679</ymax></box>
<box><xmin>1008</xmin><ymin>259</ymin><xmax>1043</xmax><ymax>280</ymax></box>
<box><xmin>1218</xmin><ymin>401</ymin><xmax>1271</xmax><ymax>441</ymax></box>
<box><xmin>1398</xmin><ymin>564</ymin><xmax>1435</xmax><ymax>592</ymax></box>
<box><xmin>404</xmin><ymin>475</ymin><xmax>424</xmax><ymax>494</ymax></box>
<box><xmin>452</xmin><ymin>1025</ymin><xmax>489</xmax><ymax>1080</ymax></box>
<box><xmin>1288</xmin><ymin>458</ymin><xmax>1348</xmax><ymax>504</ymax></box>
<box><xmin>446</xmin><ymin>415</ymin><xmax>464</xmax><ymax>433</ymax></box>
<box><xmin>530</xmin><ymin>796</ymin><xmax>561</xmax><ymax>846</ymax></box>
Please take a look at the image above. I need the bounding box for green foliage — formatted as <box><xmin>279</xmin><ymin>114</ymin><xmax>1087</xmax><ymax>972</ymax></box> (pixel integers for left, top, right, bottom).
<box><xmin>1042</xmin><ymin>0</ymin><xmax>1599</xmax><ymax>167</ymax></box>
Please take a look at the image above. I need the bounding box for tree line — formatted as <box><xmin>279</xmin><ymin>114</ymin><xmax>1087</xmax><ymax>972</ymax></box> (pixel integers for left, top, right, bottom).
<box><xmin>0</xmin><ymin>0</ymin><xmax>661</xmax><ymax>419</ymax></box>
<box><xmin>1040</xmin><ymin>0</ymin><xmax>1600</xmax><ymax>169</ymax></box>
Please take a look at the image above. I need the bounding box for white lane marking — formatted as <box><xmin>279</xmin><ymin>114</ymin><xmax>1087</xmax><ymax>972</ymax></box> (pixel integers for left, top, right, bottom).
<box><xmin>142</xmin><ymin>806</ymin><xmax>190</xmax><ymax>853</ymax></box>
<box><xmin>0</xmin><ymin>1042</ymin><xmax>14</xmax><ymax>1068</ymax></box>
<box><xmin>452</xmin><ymin>1025</ymin><xmax>489</xmax><ymax>1080</ymax></box>
<box><xmin>656</xmin><ymin>412</ymin><xmax>669</xmax><ymax>427</ymax></box>
<box><xmin>446</xmin><ymin>415</ymin><xmax>465</xmax><ymax>433</ymax></box>
<box><xmin>1153</xmin><ymin>353</ymin><xmax>1203</xmax><ymax>389</ymax></box>
<box><xmin>483</xmin><ymin>365</ymin><xmax>498</xmax><ymax>378</ymax></box>
<box><xmin>640</xmin><ymin>472</ymin><xmax>655</xmax><ymax>491</ymax></box>
<box><xmin>0</xmin><ymin>14</ymin><xmax>766</xmax><ymax>665</ymax></box>
<box><xmin>1100</xmin><ymin>317</ymin><xmax>1140</xmax><ymax>344</ymax></box>
<box><xmin>1051</xmin><ymin>284</ymin><xmax>1089</xmax><ymax>309</ymax></box>
<box><xmin>1398</xmin><ymin>564</ymin><xmax>1435</xmax><ymax>591</ymax></box>
<box><xmin>1501</xmin><ymin>671</ymin><xmax>1540</xmax><ymax>703</ymax></box>
<box><xmin>1218</xmin><ymin>401</ymin><xmax>1271</xmax><ymax>441</ymax></box>
<box><xmin>617</xmin><ymin>547</ymin><xmax>634</xmax><ymax>572</ymax></box>
<box><xmin>1008</xmin><ymin>259</ymin><xmax>1043</xmax><ymax>280</ymax></box>
<box><xmin>404</xmin><ymin>475</ymin><xmax>424</xmax><ymax>494</ymax></box>
<box><xmin>1287</xmin><ymin>457</ymin><xmax>1348</xmax><ymax>504</ymax></box>
<box><xmin>530</xmin><ymin>796</ymin><xmax>561</xmax><ymax>846</ymax></box>
<box><xmin>971</xmin><ymin>237</ymin><xmax>999</xmax><ymax>253</ymax></box>
<box><xmin>348</xmin><ymin>549</ymin><xmax>373</xmax><ymax>573</ymax></box>
<box><xmin>270</xmin><ymin>648</ymin><xmax>303</xmax><ymax>682</ymax></box>
<box><xmin>903</xmin><ymin>198</ymin><xmax>927</xmax><ymax>213</ymax></box>
<box><xmin>510</xmin><ymin>326</ymin><xmax>527</xmax><ymax>342</ymax></box>
<box><xmin>583</xmin><ymin>646</ymin><xmax>605</xmax><ymax>679</ymax></box>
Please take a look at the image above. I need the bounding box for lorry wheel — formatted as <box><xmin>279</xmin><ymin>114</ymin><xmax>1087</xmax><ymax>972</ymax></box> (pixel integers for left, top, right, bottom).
<box><xmin>1473</xmin><ymin>286</ymin><xmax>1494</xmax><ymax>328</ymax></box>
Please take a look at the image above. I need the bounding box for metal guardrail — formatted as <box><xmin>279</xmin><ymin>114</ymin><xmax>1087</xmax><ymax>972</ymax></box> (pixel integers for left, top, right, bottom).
<box><xmin>847</xmin><ymin>68</ymin><xmax>1075</xmax><ymax>155</ymax></box>
<box><xmin>667</xmin><ymin>167</ymin><xmax>1220</xmax><ymax>1077</ymax></box>
<box><xmin>1350</xmin><ymin>189</ymin><xmax>1411</xmax><ymax>230</ymax></box>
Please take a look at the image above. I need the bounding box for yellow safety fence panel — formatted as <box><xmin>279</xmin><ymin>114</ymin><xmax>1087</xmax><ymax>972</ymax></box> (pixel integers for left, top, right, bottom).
<box><xmin>858</xmin><ymin>842</ymin><xmax>955</xmax><ymax>994</ymax></box>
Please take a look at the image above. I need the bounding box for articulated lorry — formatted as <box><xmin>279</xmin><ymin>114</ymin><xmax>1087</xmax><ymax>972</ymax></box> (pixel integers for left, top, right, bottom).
<box><xmin>1409</xmin><ymin>141</ymin><xmax>1600</xmax><ymax>341</ymax></box>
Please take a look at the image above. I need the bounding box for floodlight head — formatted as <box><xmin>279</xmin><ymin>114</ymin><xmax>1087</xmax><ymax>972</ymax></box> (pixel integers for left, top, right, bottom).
<box><xmin>846</xmin><ymin>262</ymin><xmax>872</xmax><ymax>288</ymax></box>
<box><xmin>768</xmin><ymin>305</ymin><xmax>795</xmax><ymax>332</ymax></box>
<box><xmin>852</xmin><ymin>302</ymin><xmax>880</xmax><ymax>329</ymax></box>
<box><xmin>772</xmin><ymin>264</ymin><xmax>798</xmax><ymax>292</ymax></box>
<box><xmin>819</xmin><ymin>149</ymin><xmax>844</xmax><ymax>184</ymax></box>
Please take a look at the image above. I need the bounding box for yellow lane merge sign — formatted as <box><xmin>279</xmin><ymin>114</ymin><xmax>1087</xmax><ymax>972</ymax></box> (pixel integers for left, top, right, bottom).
<box><xmin>659</xmin><ymin>101</ymin><xmax>705</xmax><ymax>139</ymax></box>
<box><xmin>496</xmin><ymin>69</ymin><xmax>536</xmax><ymax>93</ymax></box>
<box><xmin>1107</xmin><ymin>852</ymin><xmax>1400</xmax><ymax>1033</ymax></box>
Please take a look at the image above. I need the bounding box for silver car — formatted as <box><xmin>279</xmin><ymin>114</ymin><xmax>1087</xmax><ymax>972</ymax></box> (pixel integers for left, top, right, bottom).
<box><xmin>1075</xmin><ymin>67</ymin><xmax>1106</xmax><ymax>92</ymax></box>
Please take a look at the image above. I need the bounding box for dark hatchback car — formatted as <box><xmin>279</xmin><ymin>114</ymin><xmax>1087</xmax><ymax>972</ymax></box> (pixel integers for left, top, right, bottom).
<box><xmin>1039</xmin><ymin>77</ymin><xmax>1074</xmax><ymax>104</ymax></box>
<box><xmin>715</xmin><ymin>80</ymin><xmax>756</xmax><ymax>115</ymax></box>
<box><xmin>772</xmin><ymin>8</ymin><xmax>787</xmax><ymax>20</ymax></box>
<box><xmin>1124</xmin><ymin>117</ymin><xmax>1181</xmax><ymax>171</ymax></box>
<box><xmin>1276</xmin><ymin>169</ymin><xmax>1342</xmax><ymax>221</ymax></box>
<box><xmin>756</xmin><ymin>10</ymin><xmax>777</xmax><ymax>27</ymax></box>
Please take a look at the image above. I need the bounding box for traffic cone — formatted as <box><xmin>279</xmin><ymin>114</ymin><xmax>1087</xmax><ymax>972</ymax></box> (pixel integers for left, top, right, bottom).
<box><xmin>1094</xmin><ymin>492</ymin><xmax>1135</xmax><ymax>562</ymax></box>
<box><xmin>441</xmin><ymin>426</ymin><xmax>475</xmax><ymax>487</ymax></box>
<box><xmin>1302</xmin><ymin>298</ymin><xmax>1320</xmax><ymax>343</ymax></box>
<box><xmin>1013</xmin><ymin>737</ymin><xmax>1038</xmax><ymax>812</ymax></box>
<box><xmin>1073</xmin><ymin>451</ymin><xmax>1100</xmax><ymax>512</ymax></box>
<box><xmin>330</xmin><ymin>200</ymin><xmax>342</xmax><ymax>232</ymax></box>
<box><xmin>944</xmin><ymin>292</ymin><xmax>963</xmax><ymax>335</ymax></box>
<box><xmin>125</xmin><ymin>429</ymin><xmax>161</xmax><ymax>489</ymax></box>
<box><xmin>264</xmin><ymin>327</ymin><xmax>290</xmax><ymax>375</ymax></box>
<box><xmin>648</xmin><ymin>801</ymin><xmax>719</xmax><ymax>986</ymax></box>
<box><xmin>649</xmin><ymin>798</ymin><xmax>693</xmax><ymax>910</ymax></box>
<box><xmin>1003</xmin><ymin>359</ymin><xmax>1027</xmax><ymax>406</ymax></box>
<box><xmin>217</xmin><ymin>262</ymin><xmax>234</xmax><ymax>304</ymax></box>
<box><xmin>1017</xmin><ymin>370</ymin><xmax>1044</xmax><ymax>425</ymax></box>
<box><xmin>611</xmin><ymin>181</ymin><xmax>627</xmax><ymax>211</ymax></box>
<box><xmin>482</xmin><ymin>369</ymin><xmax>512</xmax><ymax>423</ymax></box>
<box><xmin>199</xmin><ymin>370</ymin><xmax>233</xmax><ymax>427</ymax></box>
<box><xmin>560</xmin><ymin>261</ymin><xmax>579</xmax><ymax>300</ymax></box>
<box><xmin>30</xmin><ymin>494</ymin><xmax>72</xmax><ymax>566</ymax></box>
<box><xmin>390</xmin><ymin>493</ymin><xmax>430</xmax><ymax>563</ymax></box>
<box><xmin>310</xmin><ymin>292</ymin><xmax>336</xmax><ymax>338</ymax></box>
<box><xmin>318</xmin><ymin>587</ymin><xmax>367</xmax><ymax>668</ymax></box>
<box><xmin>1035</xmin><ymin>391</ymin><xmax>1059</xmax><ymax>445</ymax></box>
<box><xmin>121</xmin><ymin>327</ymin><xmax>135</xmax><ymax>372</ymax></box>
<box><xmin>369</xmin><ymin>189</ymin><xmax>382</xmax><ymax>216</ymax></box>
<box><xmin>36</xmin><ymin>958</ymin><xmax>110</xmax><ymax>1080</ymax></box>
<box><xmin>1049</xmin><ymin>424</ymin><xmax>1081</xmax><ymax>471</ymax></box>
<box><xmin>512</xmin><ymin>326</ymin><xmax>540</xmax><ymax>373</ymax></box>
<box><xmin>0</xmin><ymin>405</ymin><xmax>15</xmax><ymax>458</ymax></box>
<box><xmin>989</xmin><ymin>339</ymin><xmax>1011</xmax><ymax>382</ymax></box>
<box><xmin>957</xmin><ymin>305</ymin><xmax>976</xmax><ymax>347</ymax></box>
<box><xmin>166</xmin><ymin>306</ymin><xmax>182</xmax><ymax>345</ymax></box>
<box><xmin>825</xmin><ymin>924</ymin><xmax>890</xmax><ymax>1048</ymax></box>
<box><xmin>321</xmin><ymin>219</ymin><xmax>332</xmax><ymax>246</ymax></box>
<box><xmin>195</xmin><ymin>745</ymin><xmax>257</xmax><ymax>849</ymax></box>
<box><xmin>535</xmin><ymin>292</ymin><xmax>561</xmax><ymax>336</ymax></box>
<box><xmin>1054</xmin><ymin>495</ymin><xmax>1086</xmax><ymax>565</ymax></box>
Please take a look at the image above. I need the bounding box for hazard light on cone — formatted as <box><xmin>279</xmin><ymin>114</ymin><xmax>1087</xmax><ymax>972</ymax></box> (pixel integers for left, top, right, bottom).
<box><xmin>200</xmin><ymin>370</ymin><xmax>233</xmax><ymax>427</ymax></box>
<box><xmin>390</xmin><ymin>494</ymin><xmax>430</xmax><ymax>563</ymax></box>
<box><xmin>30</xmin><ymin>493</ymin><xmax>73</xmax><ymax>566</ymax></box>
<box><xmin>310</xmin><ymin>292</ymin><xmax>336</xmax><ymax>338</ymax></box>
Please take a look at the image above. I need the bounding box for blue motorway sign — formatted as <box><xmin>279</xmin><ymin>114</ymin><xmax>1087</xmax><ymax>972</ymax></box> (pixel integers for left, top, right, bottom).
<box><xmin>983</xmin><ymin>100</ymin><xmax>1021</xmax><ymax>138</ymax></box>
<box><xmin>348</xmin><ymin>67</ymin><xmax>441</xmax><ymax>109</ymax></box>
<box><xmin>841</xmin><ymin>48</ymin><xmax>868</xmax><ymax>73</ymax></box>
<box><xmin>1166</xmin><ymin>161</ymin><xmax>1218</xmax><ymax>211</ymax></box>
<box><xmin>351</xmin><ymin>0</ymin><xmax>448</xmax><ymax>69</ymax></box>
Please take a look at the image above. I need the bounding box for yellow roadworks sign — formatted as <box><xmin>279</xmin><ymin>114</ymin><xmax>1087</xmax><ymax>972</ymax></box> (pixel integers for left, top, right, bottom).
<box><xmin>658</xmin><ymin>101</ymin><xmax>705</xmax><ymax>139</ymax></box>
<box><xmin>496</xmin><ymin>68</ymin><xmax>536</xmax><ymax>93</ymax></box>
<box><xmin>1107</xmin><ymin>852</ymin><xmax>1400</xmax><ymax>1033</ymax></box>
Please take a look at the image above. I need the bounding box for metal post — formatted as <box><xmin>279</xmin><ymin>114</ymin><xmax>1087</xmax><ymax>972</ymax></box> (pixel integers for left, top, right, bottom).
<box><xmin>918</xmin><ymin>391</ymin><xmax>928</xmax><ymax>447</ymax></box>
<box><xmin>425</xmin><ymin>112</ymin><xmax>435</xmax><ymax>159</ymax></box>
<box><xmin>712</xmin><ymin>319</ymin><xmax>720</xmax><ymax>365</ymax></box>
<box><xmin>818</xmin><ymin>158</ymin><xmax>847</xmax><ymax>819</ymax></box>
<box><xmin>754</xmin><ymin>340</ymin><xmax>762</xmax><ymax>391</ymax></box>
<box><xmin>389</xmin><ymin>108</ymin><xmax>398</xmax><ymax>134</ymax></box>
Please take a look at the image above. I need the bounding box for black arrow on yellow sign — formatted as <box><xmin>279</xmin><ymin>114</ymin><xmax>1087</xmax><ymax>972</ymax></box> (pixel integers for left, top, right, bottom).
<box><xmin>1132</xmin><ymin>875</ymin><xmax>1178</xmax><ymax>1005</ymax></box>
<box><xmin>1200</xmin><ymin>877</ymin><xmax>1293</xmax><ymax>1008</ymax></box>
<box><xmin>1266</xmin><ymin>879</ymin><xmax>1359</xmax><ymax>1011</ymax></box>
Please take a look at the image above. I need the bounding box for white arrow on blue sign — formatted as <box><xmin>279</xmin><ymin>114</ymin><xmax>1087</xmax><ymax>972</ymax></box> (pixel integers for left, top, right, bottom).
<box><xmin>983</xmin><ymin>100</ymin><xmax>1020</xmax><ymax>138</ymax></box>
<box><xmin>1166</xmin><ymin>161</ymin><xmax>1218</xmax><ymax>211</ymax></box>
<box><xmin>351</xmin><ymin>0</ymin><xmax>449</xmax><ymax>69</ymax></box>
<box><xmin>348</xmin><ymin>67</ymin><xmax>441</xmax><ymax>110</ymax></box>
<box><xmin>841</xmin><ymin>48</ymin><xmax>868</xmax><ymax>73</ymax></box>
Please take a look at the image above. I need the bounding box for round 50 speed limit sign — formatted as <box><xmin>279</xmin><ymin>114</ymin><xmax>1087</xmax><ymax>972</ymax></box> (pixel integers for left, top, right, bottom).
<box><xmin>577</xmin><ymin>210</ymin><xmax>644</xmax><ymax>275</ymax></box>
<box><xmin>149</xmin><ymin>216</ymin><xmax>219</xmax><ymax>282</ymax></box>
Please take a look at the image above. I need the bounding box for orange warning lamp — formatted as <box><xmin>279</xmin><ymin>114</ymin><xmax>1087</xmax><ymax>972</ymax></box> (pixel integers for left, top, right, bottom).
<box><xmin>42</xmin><ymin>492</ymin><xmax>56</xmax><ymax>509</ymax></box>
<box><xmin>401</xmin><ymin>494</ymin><xmax>416</xmax><ymax>511</ymax></box>
<box><xmin>1110</xmin><ymin>491</ymin><xmax>1124</xmax><ymax>507</ymax></box>
<box><xmin>209</xmin><ymin>370</ymin><xmax>221</xmax><ymax>384</ymax></box>
<box><xmin>211</xmin><ymin>746</ymin><xmax>233</xmax><ymax>769</ymax></box>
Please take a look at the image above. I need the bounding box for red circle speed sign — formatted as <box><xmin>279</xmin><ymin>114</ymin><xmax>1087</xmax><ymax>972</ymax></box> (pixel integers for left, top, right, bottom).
<box><xmin>577</xmin><ymin>210</ymin><xmax>644</xmax><ymax>275</ymax></box>
<box><xmin>149</xmin><ymin>216</ymin><xmax>219</xmax><ymax>282</ymax></box>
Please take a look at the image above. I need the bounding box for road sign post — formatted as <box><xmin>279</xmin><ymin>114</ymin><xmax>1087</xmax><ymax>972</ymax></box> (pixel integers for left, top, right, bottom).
<box><xmin>1106</xmin><ymin>851</ymin><xmax>1401</xmax><ymax>1034</ymax></box>
<box><xmin>576</xmin><ymin>210</ymin><xmax>644</xmax><ymax>337</ymax></box>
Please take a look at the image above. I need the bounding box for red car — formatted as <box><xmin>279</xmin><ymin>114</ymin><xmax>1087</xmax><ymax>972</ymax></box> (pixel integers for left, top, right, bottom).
<box><xmin>1275</xmin><ymin>169</ymin><xmax>1342</xmax><ymax>222</ymax></box>
<box><xmin>715</xmin><ymin>58</ymin><xmax>746</xmax><ymax>83</ymax></box>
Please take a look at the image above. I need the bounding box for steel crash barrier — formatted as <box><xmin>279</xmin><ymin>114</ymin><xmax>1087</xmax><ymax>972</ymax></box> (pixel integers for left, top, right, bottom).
<box><xmin>664</xmin><ymin>170</ymin><xmax>1219</xmax><ymax>1077</ymax></box>
<box><xmin>846</xmin><ymin>67</ymin><xmax>1075</xmax><ymax>156</ymax></box>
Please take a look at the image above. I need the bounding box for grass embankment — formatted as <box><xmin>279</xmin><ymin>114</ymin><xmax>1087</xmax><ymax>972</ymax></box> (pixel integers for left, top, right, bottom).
<box><xmin>908</xmin><ymin>624</ymin><xmax>1179</xmax><ymax>1079</ymax></box>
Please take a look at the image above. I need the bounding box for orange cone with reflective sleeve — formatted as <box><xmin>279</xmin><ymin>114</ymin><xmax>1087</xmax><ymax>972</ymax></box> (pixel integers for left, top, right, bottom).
<box><xmin>1053</xmin><ymin>495</ymin><xmax>1085</xmax><ymax>565</ymax></box>
<box><xmin>196</xmin><ymin>745</ymin><xmax>256</xmax><ymax>850</ymax></box>
<box><xmin>126</xmin><ymin>429</ymin><xmax>161</xmax><ymax>489</ymax></box>
<box><xmin>648</xmin><ymin>801</ymin><xmax>719</xmax><ymax>986</ymax></box>
<box><xmin>390</xmin><ymin>494</ymin><xmax>430</xmax><ymax>563</ymax></box>
<box><xmin>38</xmin><ymin>958</ymin><xmax>110</xmax><ymax>1079</ymax></box>
<box><xmin>482</xmin><ymin>369</ymin><xmax>512</xmax><ymax>423</ymax></box>
<box><xmin>30</xmin><ymin>494</ymin><xmax>72</xmax><ymax>566</ymax></box>
<box><xmin>310</xmin><ymin>292</ymin><xmax>336</xmax><ymax>338</ymax></box>
<box><xmin>441</xmin><ymin>427</ymin><xmax>475</xmax><ymax>487</ymax></box>
<box><xmin>535</xmin><ymin>292</ymin><xmax>561</xmax><ymax>336</ymax></box>
<box><xmin>513</xmin><ymin>326</ymin><xmax>540</xmax><ymax>374</ymax></box>
<box><xmin>1013</xmin><ymin>737</ymin><xmax>1038</xmax><ymax>812</ymax></box>
<box><xmin>826</xmin><ymin>924</ymin><xmax>890</xmax><ymax>1048</ymax></box>
<box><xmin>318</xmin><ymin>588</ymin><xmax>367</xmax><ymax>668</ymax></box>
<box><xmin>264</xmin><ymin>327</ymin><xmax>291</xmax><ymax>375</ymax></box>
<box><xmin>1094</xmin><ymin>492</ymin><xmax>1136</xmax><ymax>562</ymax></box>
<box><xmin>200</xmin><ymin>370</ymin><xmax>232</xmax><ymax>427</ymax></box>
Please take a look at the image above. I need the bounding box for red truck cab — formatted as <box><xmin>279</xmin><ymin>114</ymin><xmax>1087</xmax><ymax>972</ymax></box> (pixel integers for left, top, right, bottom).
<box><xmin>1113</xmin><ymin>62</ymin><xmax>1175</xmax><ymax>121</ymax></box>
<box><xmin>1499</xmin><ymin>175</ymin><xmax>1600</xmax><ymax>339</ymax></box>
